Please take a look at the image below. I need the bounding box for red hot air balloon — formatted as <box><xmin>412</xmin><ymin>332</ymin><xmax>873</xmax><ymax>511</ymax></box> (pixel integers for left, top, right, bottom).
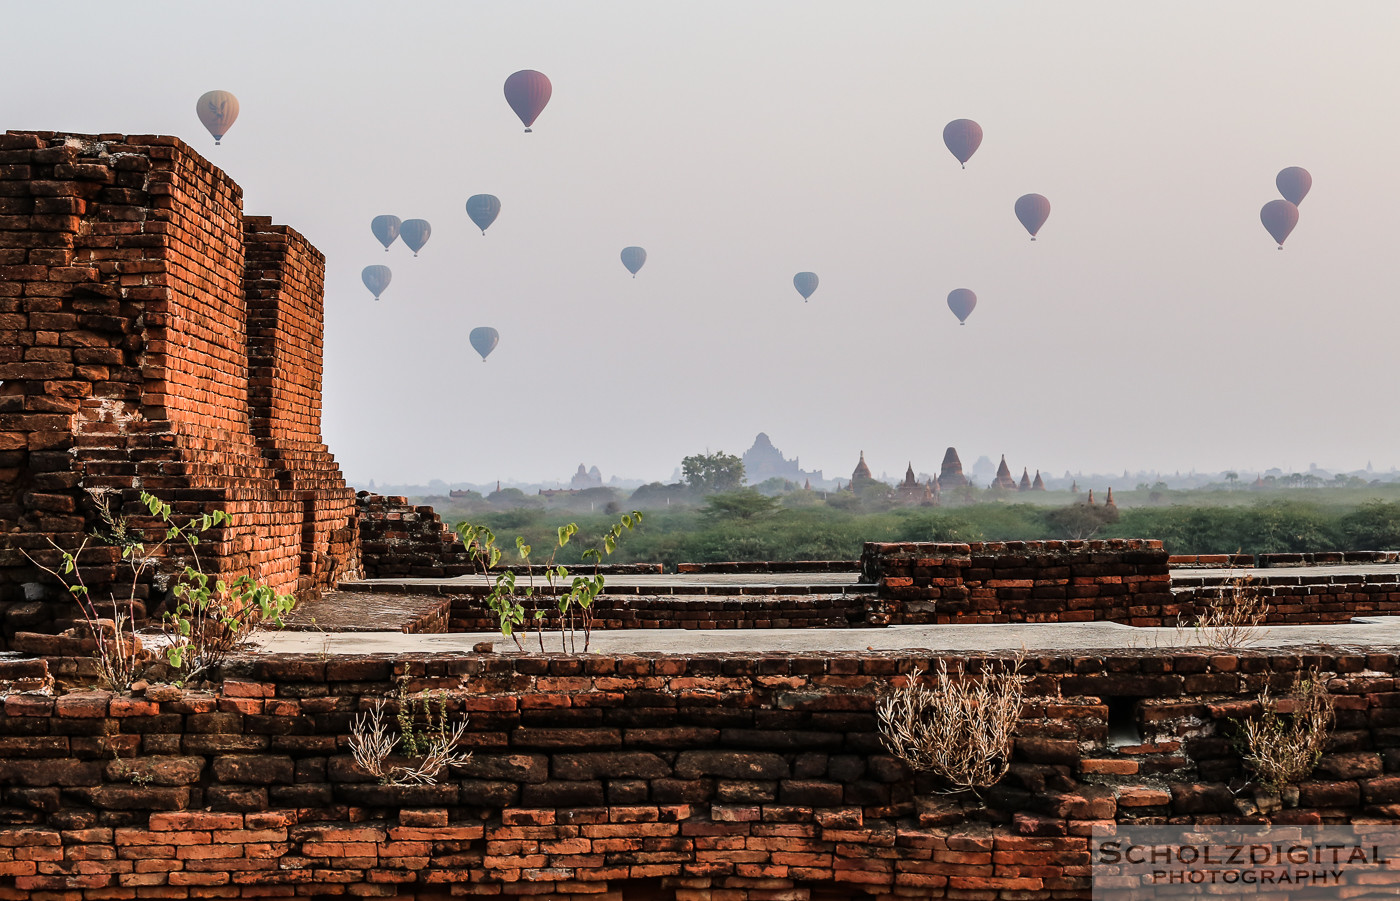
<box><xmin>943</xmin><ymin>119</ymin><xmax>983</xmax><ymax>168</ymax></box>
<box><xmin>196</xmin><ymin>91</ymin><xmax>239</xmax><ymax>145</ymax></box>
<box><xmin>504</xmin><ymin>70</ymin><xmax>552</xmax><ymax>132</ymax></box>
<box><xmin>947</xmin><ymin>288</ymin><xmax>977</xmax><ymax>325</ymax></box>
<box><xmin>1276</xmin><ymin>167</ymin><xmax>1312</xmax><ymax>206</ymax></box>
<box><xmin>1014</xmin><ymin>194</ymin><xmax>1051</xmax><ymax>240</ymax></box>
<box><xmin>1260</xmin><ymin>199</ymin><xmax>1299</xmax><ymax>249</ymax></box>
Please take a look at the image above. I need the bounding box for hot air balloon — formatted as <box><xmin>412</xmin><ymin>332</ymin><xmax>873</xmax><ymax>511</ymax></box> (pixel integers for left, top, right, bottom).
<box><xmin>1260</xmin><ymin>200</ymin><xmax>1299</xmax><ymax>249</ymax></box>
<box><xmin>504</xmin><ymin>70</ymin><xmax>552</xmax><ymax>132</ymax></box>
<box><xmin>196</xmin><ymin>91</ymin><xmax>239</xmax><ymax>145</ymax></box>
<box><xmin>947</xmin><ymin>288</ymin><xmax>977</xmax><ymax>325</ymax></box>
<box><xmin>362</xmin><ymin>265</ymin><xmax>392</xmax><ymax>300</ymax></box>
<box><xmin>466</xmin><ymin>195</ymin><xmax>501</xmax><ymax>234</ymax></box>
<box><xmin>470</xmin><ymin>327</ymin><xmax>500</xmax><ymax>362</ymax></box>
<box><xmin>793</xmin><ymin>272</ymin><xmax>819</xmax><ymax>302</ymax></box>
<box><xmin>620</xmin><ymin>246</ymin><xmax>646</xmax><ymax>277</ymax></box>
<box><xmin>399</xmin><ymin>219</ymin><xmax>431</xmax><ymax>256</ymax></box>
<box><xmin>371</xmin><ymin>215</ymin><xmax>401</xmax><ymax>251</ymax></box>
<box><xmin>1276</xmin><ymin>167</ymin><xmax>1312</xmax><ymax>206</ymax></box>
<box><xmin>1014</xmin><ymin>194</ymin><xmax>1051</xmax><ymax>240</ymax></box>
<box><xmin>943</xmin><ymin>119</ymin><xmax>982</xmax><ymax>168</ymax></box>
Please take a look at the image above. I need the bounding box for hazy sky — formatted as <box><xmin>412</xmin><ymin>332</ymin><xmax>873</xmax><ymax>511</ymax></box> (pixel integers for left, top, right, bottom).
<box><xmin>8</xmin><ymin>2</ymin><xmax>1400</xmax><ymax>485</ymax></box>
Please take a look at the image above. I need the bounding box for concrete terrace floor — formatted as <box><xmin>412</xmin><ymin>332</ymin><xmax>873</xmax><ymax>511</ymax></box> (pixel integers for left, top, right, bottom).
<box><xmin>252</xmin><ymin>617</ymin><xmax>1400</xmax><ymax>656</ymax></box>
<box><xmin>255</xmin><ymin>563</ymin><xmax>1400</xmax><ymax>656</ymax></box>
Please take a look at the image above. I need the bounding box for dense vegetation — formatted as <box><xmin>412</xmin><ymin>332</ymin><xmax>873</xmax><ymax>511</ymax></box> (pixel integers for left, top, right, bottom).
<box><xmin>422</xmin><ymin>486</ymin><xmax>1400</xmax><ymax>569</ymax></box>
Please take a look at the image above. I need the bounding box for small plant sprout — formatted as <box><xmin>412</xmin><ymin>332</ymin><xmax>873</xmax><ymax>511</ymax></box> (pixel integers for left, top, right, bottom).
<box><xmin>456</xmin><ymin>511</ymin><xmax>642</xmax><ymax>653</ymax></box>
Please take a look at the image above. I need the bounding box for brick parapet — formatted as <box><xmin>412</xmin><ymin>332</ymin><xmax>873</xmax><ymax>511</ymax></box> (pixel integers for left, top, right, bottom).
<box><xmin>862</xmin><ymin>540</ymin><xmax>1172</xmax><ymax>625</ymax></box>
<box><xmin>1</xmin><ymin>647</ymin><xmax>1398</xmax><ymax>899</ymax></box>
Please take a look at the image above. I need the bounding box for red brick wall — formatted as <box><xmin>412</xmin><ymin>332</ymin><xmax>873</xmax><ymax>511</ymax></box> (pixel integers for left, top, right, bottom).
<box><xmin>0</xmin><ymin>131</ymin><xmax>357</xmax><ymax>645</ymax></box>
<box><xmin>862</xmin><ymin>540</ymin><xmax>1173</xmax><ymax>625</ymax></box>
<box><xmin>1</xmin><ymin>648</ymin><xmax>1397</xmax><ymax>899</ymax></box>
<box><xmin>863</xmin><ymin>541</ymin><xmax>1400</xmax><ymax>627</ymax></box>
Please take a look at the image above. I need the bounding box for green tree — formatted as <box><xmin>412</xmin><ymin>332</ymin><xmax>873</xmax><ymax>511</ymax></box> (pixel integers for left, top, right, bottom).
<box><xmin>1337</xmin><ymin>501</ymin><xmax>1400</xmax><ymax>550</ymax></box>
<box><xmin>1046</xmin><ymin>502</ymin><xmax>1119</xmax><ymax>539</ymax></box>
<box><xmin>701</xmin><ymin>489</ymin><xmax>782</xmax><ymax>522</ymax></box>
<box><xmin>682</xmin><ymin>451</ymin><xmax>745</xmax><ymax>494</ymax></box>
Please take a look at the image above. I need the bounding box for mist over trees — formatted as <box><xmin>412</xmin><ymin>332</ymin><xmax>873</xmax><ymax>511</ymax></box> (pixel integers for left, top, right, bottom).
<box><xmin>406</xmin><ymin>445</ymin><xmax>1400</xmax><ymax>567</ymax></box>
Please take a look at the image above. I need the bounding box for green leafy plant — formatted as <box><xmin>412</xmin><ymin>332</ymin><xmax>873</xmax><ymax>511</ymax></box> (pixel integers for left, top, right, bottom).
<box><xmin>25</xmin><ymin>489</ymin><xmax>295</xmax><ymax>687</ymax></box>
<box><xmin>23</xmin><ymin>488</ymin><xmax>164</xmax><ymax>690</ymax></box>
<box><xmin>134</xmin><ymin>493</ymin><xmax>297</xmax><ymax>680</ymax></box>
<box><xmin>456</xmin><ymin>511</ymin><xmax>643</xmax><ymax>653</ymax></box>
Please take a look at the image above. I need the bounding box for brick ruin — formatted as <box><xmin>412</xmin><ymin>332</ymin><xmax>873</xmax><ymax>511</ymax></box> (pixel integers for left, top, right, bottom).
<box><xmin>4</xmin><ymin>648</ymin><xmax>1400</xmax><ymax>900</ymax></box>
<box><xmin>0</xmin><ymin>131</ymin><xmax>357</xmax><ymax>645</ymax></box>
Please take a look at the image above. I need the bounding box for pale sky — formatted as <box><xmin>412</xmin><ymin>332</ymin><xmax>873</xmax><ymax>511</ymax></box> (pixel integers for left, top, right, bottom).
<box><xmin>7</xmin><ymin>2</ymin><xmax>1400</xmax><ymax>485</ymax></box>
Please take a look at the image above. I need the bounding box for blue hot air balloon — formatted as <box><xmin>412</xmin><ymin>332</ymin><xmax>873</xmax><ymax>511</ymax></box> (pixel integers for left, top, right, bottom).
<box><xmin>399</xmin><ymin>219</ymin><xmax>431</xmax><ymax>256</ymax></box>
<box><xmin>470</xmin><ymin>327</ymin><xmax>500</xmax><ymax>362</ymax></box>
<box><xmin>371</xmin><ymin>215</ymin><xmax>401</xmax><ymax>251</ymax></box>
<box><xmin>1014</xmin><ymin>194</ymin><xmax>1051</xmax><ymax>240</ymax></box>
<box><xmin>1260</xmin><ymin>200</ymin><xmax>1299</xmax><ymax>249</ymax></box>
<box><xmin>943</xmin><ymin>119</ymin><xmax>983</xmax><ymax>169</ymax></box>
<box><xmin>793</xmin><ymin>272</ymin><xmax>818</xmax><ymax>301</ymax></box>
<box><xmin>466</xmin><ymin>195</ymin><xmax>501</xmax><ymax>234</ymax></box>
<box><xmin>620</xmin><ymin>246</ymin><xmax>647</xmax><ymax>277</ymax></box>
<box><xmin>1276</xmin><ymin>167</ymin><xmax>1312</xmax><ymax>206</ymax></box>
<box><xmin>362</xmin><ymin>265</ymin><xmax>392</xmax><ymax>300</ymax></box>
<box><xmin>947</xmin><ymin>288</ymin><xmax>977</xmax><ymax>325</ymax></box>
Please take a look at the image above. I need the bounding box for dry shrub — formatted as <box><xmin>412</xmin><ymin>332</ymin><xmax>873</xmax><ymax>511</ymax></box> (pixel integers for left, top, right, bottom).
<box><xmin>1191</xmin><ymin>574</ymin><xmax>1269</xmax><ymax>650</ymax></box>
<box><xmin>877</xmin><ymin>657</ymin><xmax>1026</xmax><ymax>792</ymax></box>
<box><xmin>349</xmin><ymin>694</ymin><xmax>471</xmax><ymax>786</ymax></box>
<box><xmin>1238</xmin><ymin>669</ymin><xmax>1334</xmax><ymax>792</ymax></box>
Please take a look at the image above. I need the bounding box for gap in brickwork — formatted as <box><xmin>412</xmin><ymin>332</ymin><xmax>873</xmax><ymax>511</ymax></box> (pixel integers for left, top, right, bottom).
<box><xmin>1106</xmin><ymin>696</ymin><xmax>1144</xmax><ymax>748</ymax></box>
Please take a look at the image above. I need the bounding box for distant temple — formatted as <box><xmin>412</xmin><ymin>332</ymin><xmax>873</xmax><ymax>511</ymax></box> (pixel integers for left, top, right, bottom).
<box><xmin>895</xmin><ymin>462</ymin><xmax>936</xmax><ymax>505</ymax></box>
<box><xmin>852</xmin><ymin>452</ymin><xmax>872</xmax><ymax>482</ymax></box>
<box><xmin>939</xmin><ymin>447</ymin><xmax>969</xmax><ymax>488</ymax></box>
<box><xmin>991</xmin><ymin>455</ymin><xmax>1018</xmax><ymax>490</ymax></box>
<box><xmin>742</xmin><ymin>433</ymin><xmax>824</xmax><ymax>486</ymax></box>
<box><xmin>570</xmin><ymin>464</ymin><xmax>603</xmax><ymax>490</ymax></box>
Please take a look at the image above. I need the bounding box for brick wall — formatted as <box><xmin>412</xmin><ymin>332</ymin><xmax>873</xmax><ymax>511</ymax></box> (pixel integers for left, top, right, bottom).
<box><xmin>1173</xmin><ymin>570</ymin><xmax>1400</xmax><ymax>624</ymax></box>
<box><xmin>862</xmin><ymin>540</ymin><xmax>1173</xmax><ymax>625</ymax></box>
<box><xmin>862</xmin><ymin>541</ymin><xmax>1400</xmax><ymax>627</ymax></box>
<box><xmin>0</xmin><ymin>132</ymin><xmax>357</xmax><ymax>647</ymax></box>
<box><xmin>356</xmin><ymin>493</ymin><xmax>477</xmax><ymax>579</ymax></box>
<box><xmin>2</xmin><ymin>648</ymin><xmax>1399</xmax><ymax>899</ymax></box>
<box><xmin>446</xmin><ymin>593</ymin><xmax>867</xmax><ymax>632</ymax></box>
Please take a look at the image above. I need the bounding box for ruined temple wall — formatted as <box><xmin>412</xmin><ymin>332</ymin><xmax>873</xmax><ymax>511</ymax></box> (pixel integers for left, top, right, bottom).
<box><xmin>243</xmin><ymin>216</ymin><xmax>358</xmax><ymax>589</ymax></box>
<box><xmin>2</xmin><ymin>648</ymin><xmax>1399</xmax><ymax>899</ymax></box>
<box><xmin>0</xmin><ymin>131</ymin><xmax>357</xmax><ymax>641</ymax></box>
